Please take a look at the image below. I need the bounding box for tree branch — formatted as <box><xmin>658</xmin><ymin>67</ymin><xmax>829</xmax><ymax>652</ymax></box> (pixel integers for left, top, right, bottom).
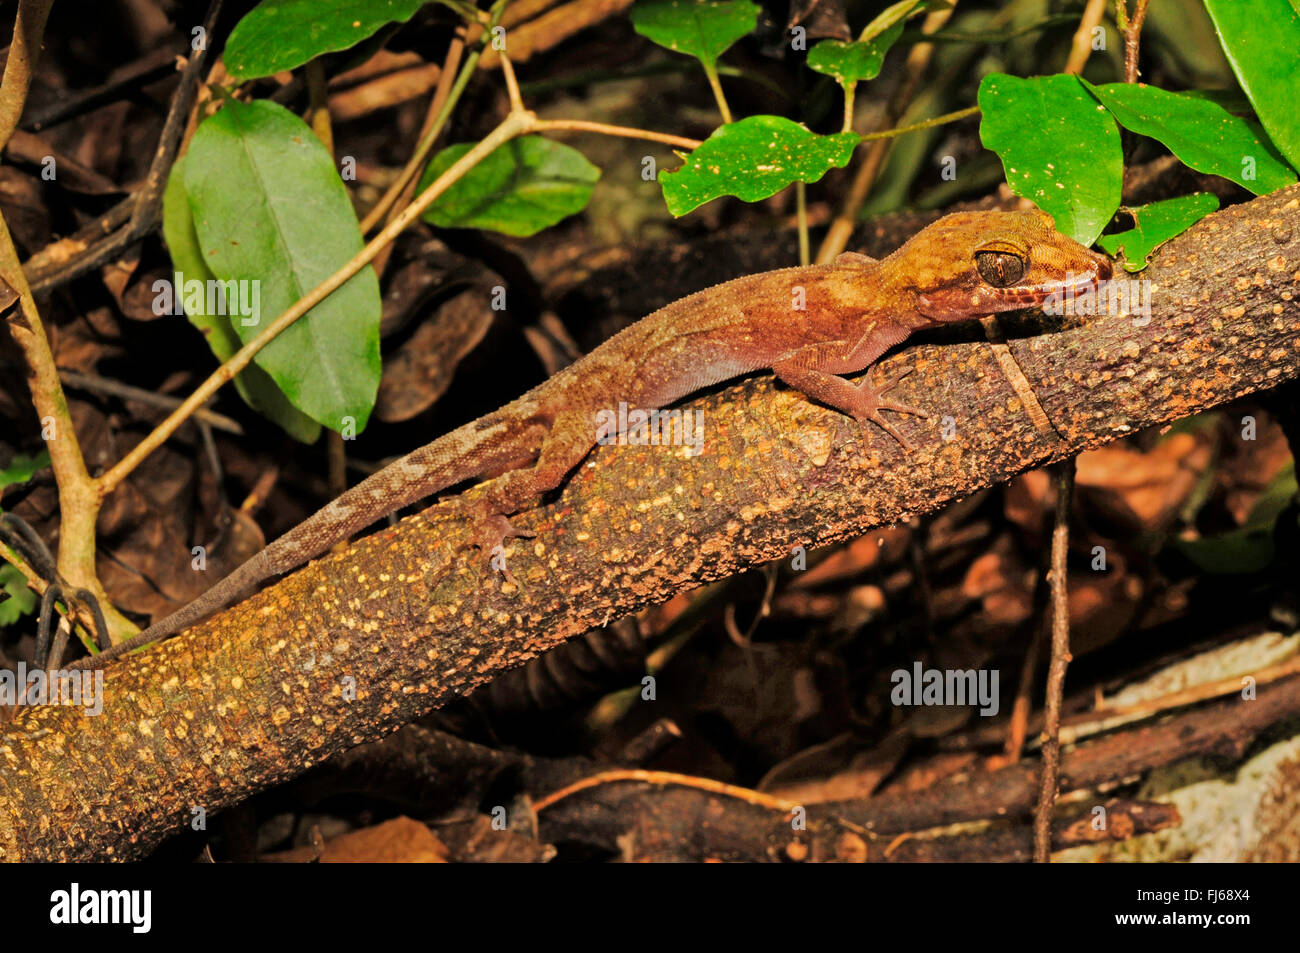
<box><xmin>2</xmin><ymin>185</ymin><xmax>1298</xmax><ymax>860</ymax></box>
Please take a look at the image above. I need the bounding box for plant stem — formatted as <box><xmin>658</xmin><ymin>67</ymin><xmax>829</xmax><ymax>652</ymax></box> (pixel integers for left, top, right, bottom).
<box><xmin>531</xmin><ymin>118</ymin><xmax>700</xmax><ymax>150</ymax></box>
<box><xmin>1064</xmin><ymin>0</ymin><xmax>1108</xmax><ymax>75</ymax></box>
<box><xmin>0</xmin><ymin>0</ymin><xmax>53</xmax><ymax>152</ymax></box>
<box><xmin>701</xmin><ymin>61</ymin><xmax>732</xmax><ymax>124</ymax></box>
<box><xmin>857</xmin><ymin>104</ymin><xmax>979</xmax><ymax>142</ymax></box>
<box><xmin>1034</xmin><ymin>459</ymin><xmax>1075</xmax><ymax>863</ymax></box>
<box><xmin>795</xmin><ymin>182</ymin><xmax>809</xmax><ymax>266</ymax></box>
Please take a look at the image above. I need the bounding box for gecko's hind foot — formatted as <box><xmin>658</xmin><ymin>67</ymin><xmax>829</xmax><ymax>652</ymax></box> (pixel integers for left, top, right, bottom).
<box><xmin>854</xmin><ymin>367</ymin><xmax>930</xmax><ymax>451</ymax></box>
<box><xmin>461</xmin><ymin>501</ymin><xmax>533</xmax><ymax>586</ymax></box>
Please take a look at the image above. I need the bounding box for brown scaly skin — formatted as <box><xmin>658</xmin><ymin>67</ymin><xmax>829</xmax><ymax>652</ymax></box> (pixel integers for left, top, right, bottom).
<box><xmin>72</xmin><ymin>209</ymin><xmax>1111</xmax><ymax>670</ymax></box>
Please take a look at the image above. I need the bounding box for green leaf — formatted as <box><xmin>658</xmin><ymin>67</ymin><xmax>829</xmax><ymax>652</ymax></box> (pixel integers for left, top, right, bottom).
<box><xmin>1096</xmin><ymin>193</ymin><xmax>1220</xmax><ymax>272</ymax></box>
<box><xmin>0</xmin><ymin>563</ymin><xmax>37</xmax><ymax>626</ymax></box>
<box><xmin>660</xmin><ymin>116</ymin><xmax>859</xmax><ymax>216</ymax></box>
<box><xmin>807</xmin><ymin>21</ymin><xmax>905</xmax><ymax>86</ymax></box>
<box><xmin>0</xmin><ymin>451</ymin><xmax>49</xmax><ymax>492</ymax></box>
<box><xmin>1174</xmin><ymin>461</ymin><xmax>1297</xmax><ymax>574</ymax></box>
<box><xmin>1083</xmin><ymin>81</ymin><xmax>1296</xmax><ymax>196</ymax></box>
<box><xmin>162</xmin><ymin>156</ymin><xmax>321</xmax><ymax>443</ymax></box>
<box><xmin>1203</xmin><ymin>0</ymin><xmax>1300</xmax><ymax>172</ymax></box>
<box><xmin>184</xmin><ymin>100</ymin><xmax>382</xmax><ymax>433</ymax></box>
<box><xmin>978</xmin><ymin>73</ymin><xmax>1122</xmax><ymax>245</ymax></box>
<box><xmin>630</xmin><ymin>0</ymin><xmax>760</xmax><ymax>67</ymax></box>
<box><xmin>0</xmin><ymin>450</ymin><xmax>48</xmax><ymax>624</ymax></box>
<box><xmin>225</xmin><ymin>0</ymin><xmax>429</xmax><ymax>81</ymax></box>
<box><xmin>418</xmin><ymin>136</ymin><xmax>601</xmax><ymax>237</ymax></box>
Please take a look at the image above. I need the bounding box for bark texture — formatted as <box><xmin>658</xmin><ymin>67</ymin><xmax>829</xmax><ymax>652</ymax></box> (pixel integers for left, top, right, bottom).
<box><xmin>2</xmin><ymin>186</ymin><xmax>1299</xmax><ymax>860</ymax></box>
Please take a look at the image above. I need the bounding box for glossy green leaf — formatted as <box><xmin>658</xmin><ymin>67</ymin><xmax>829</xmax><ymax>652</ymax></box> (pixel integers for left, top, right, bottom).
<box><xmin>418</xmin><ymin>136</ymin><xmax>601</xmax><ymax>237</ymax></box>
<box><xmin>162</xmin><ymin>156</ymin><xmax>321</xmax><ymax>443</ymax></box>
<box><xmin>1096</xmin><ymin>193</ymin><xmax>1219</xmax><ymax>272</ymax></box>
<box><xmin>184</xmin><ymin>100</ymin><xmax>381</xmax><ymax>433</ymax></box>
<box><xmin>1203</xmin><ymin>0</ymin><xmax>1300</xmax><ymax>172</ymax></box>
<box><xmin>660</xmin><ymin>115</ymin><xmax>859</xmax><ymax>216</ymax></box>
<box><xmin>978</xmin><ymin>73</ymin><xmax>1122</xmax><ymax>245</ymax></box>
<box><xmin>225</xmin><ymin>0</ymin><xmax>428</xmax><ymax>80</ymax></box>
<box><xmin>0</xmin><ymin>450</ymin><xmax>49</xmax><ymax>491</ymax></box>
<box><xmin>0</xmin><ymin>449</ymin><xmax>49</xmax><ymax>623</ymax></box>
<box><xmin>1084</xmin><ymin>81</ymin><xmax>1296</xmax><ymax>195</ymax></box>
<box><xmin>807</xmin><ymin>21</ymin><xmax>904</xmax><ymax>86</ymax></box>
<box><xmin>0</xmin><ymin>564</ymin><xmax>36</xmax><ymax>625</ymax></box>
<box><xmin>630</xmin><ymin>0</ymin><xmax>760</xmax><ymax>66</ymax></box>
<box><xmin>1174</xmin><ymin>461</ymin><xmax>1297</xmax><ymax>574</ymax></box>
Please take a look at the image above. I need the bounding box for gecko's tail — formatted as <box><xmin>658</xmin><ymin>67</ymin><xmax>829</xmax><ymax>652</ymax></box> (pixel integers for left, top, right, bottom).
<box><xmin>72</xmin><ymin>399</ymin><xmax>550</xmax><ymax>670</ymax></box>
<box><xmin>67</xmin><ymin>550</ymin><xmax>275</xmax><ymax>670</ymax></box>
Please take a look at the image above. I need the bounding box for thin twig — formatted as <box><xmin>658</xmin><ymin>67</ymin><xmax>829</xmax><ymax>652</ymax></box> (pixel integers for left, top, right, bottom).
<box><xmin>531</xmin><ymin>118</ymin><xmax>700</xmax><ymax>150</ymax></box>
<box><xmin>1121</xmin><ymin>0</ymin><xmax>1150</xmax><ymax>83</ymax></box>
<box><xmin>499</xmin><ymin>51</ymin><xmax>525</xmax><ymax>113</ymax></box>
<box><xmin>58</xmin><ymin>369</ymin><xmax>244</xmax><ymax>435</ymax></box>
<box><xmin>534</xmin><ymin>768</ymin><xmax>797</xmax><ymax>814</ymax></box>
<box><xmin>0</xmin><ymin>0</ymin><xmax>54</xmax><ymax>152</ymax></box>
<box><xmin>21</xmin><ymin>48</ymin><xmax>177</xmax><ymax>133</ymax></box>
<box><xmin>1064</xmin><ymin>0</ymin><xmax>1108</xmax><ymax>76</ymax></box>
<box><xmin>1033</xmin><ymin>459</ymin><xmax>1075</xmax><ymax>863</ymax></box>
<box><xmin>360</xmin><ymin>32</ymin><xmax>467</xmax><ymax>238</ymax></box>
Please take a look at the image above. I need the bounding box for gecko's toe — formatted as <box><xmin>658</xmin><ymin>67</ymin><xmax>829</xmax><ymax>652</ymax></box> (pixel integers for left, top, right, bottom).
<box><xmin>877</xmin><ymin>398</ymin><xmax>929</xmax><ymax>419</ymax></box>
<box><xmin>859</xmin><ymin>411</ymin><xmax>914</xmax><ymax>452</ymax></box>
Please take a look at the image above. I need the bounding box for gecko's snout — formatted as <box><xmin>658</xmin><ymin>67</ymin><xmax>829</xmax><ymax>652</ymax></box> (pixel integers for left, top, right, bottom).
<box><xmin>1095</xmin><ymin>253</ymin><xmax>1114</xmax><ymax>283</ymax></box>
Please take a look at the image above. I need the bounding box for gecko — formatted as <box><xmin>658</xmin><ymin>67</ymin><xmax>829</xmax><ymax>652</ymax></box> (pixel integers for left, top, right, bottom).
<box><xmin>72</xmin><ymin>209</ymin><xmax>1111</xmax><ymax>670</ymax></box>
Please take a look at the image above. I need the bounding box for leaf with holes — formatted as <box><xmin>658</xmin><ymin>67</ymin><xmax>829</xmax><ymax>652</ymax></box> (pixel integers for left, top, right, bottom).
<box><xmin>162</xmin><ymin>155</ymin><xmax>321</xmax><ymax>443</ymax></box>
<box><xmin>978</xmin><ymin>73</ymin><xmax>1122</xmax><ymax>245</ymax></box>
<box><xmin>184</xmin><ymin>100</ymin><xmax>381</xmax><ymax>433</ymax></box>
<box><xmin>225</xmin><ymin>0</ymin><xmax>429</xmax><ymax>80</ymax></box>
<box><xmin>418</xmin><ymin>136</ymin><xmax>601</xmax><ymax>237</ymax></box>
<box><xmin>1096</xmin><ymin>193</ymin><xmax>1220</xmax><ymax>272</ymax></box>
<box><xmin>1084</xmin><ymin>81</ymin><xmax>1295</xmax><ymax>195</ymax></box>
<box><xmin>661</xmin><ymin>115</ymin><xmax>859</xmax><ymax>216</ymax></box>
<box><xmin>806</xmin><ymin>21</ymin><xmax>904</xmax><ymax>86</ymax></box>
<box><xmin>630</xmin><ymin>0</ymin><xmax>760</xmax><ymax>67</ymax></box>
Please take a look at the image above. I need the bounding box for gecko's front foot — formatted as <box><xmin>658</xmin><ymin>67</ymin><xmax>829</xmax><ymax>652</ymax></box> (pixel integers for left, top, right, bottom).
<box><xmin>854</xmin><ymin>367</ymin><xmax>929</xmax><ymax>451</ymax></box>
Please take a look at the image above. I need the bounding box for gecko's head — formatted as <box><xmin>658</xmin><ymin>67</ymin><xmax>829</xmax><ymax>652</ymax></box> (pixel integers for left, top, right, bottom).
<box><xmin>897</xmin><ymin>209</ymin><xmax>1112</xmax><ymax>323</ymax></box>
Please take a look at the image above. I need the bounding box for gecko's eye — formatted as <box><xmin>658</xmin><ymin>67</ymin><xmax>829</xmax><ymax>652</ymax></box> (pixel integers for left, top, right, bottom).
<box><xmin>975</xmin><ymin>250</ymin><xmax>1026</xmax><ymax>287</ymax></box>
